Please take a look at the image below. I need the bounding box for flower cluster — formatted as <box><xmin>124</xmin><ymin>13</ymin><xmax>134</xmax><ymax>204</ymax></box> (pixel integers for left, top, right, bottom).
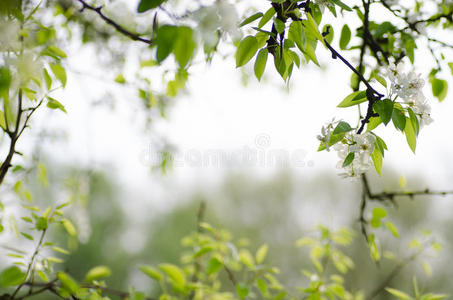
<box><xmin>333</xmin><ymin>132</ymin><xmax>376</xmax><ymax>178</ymax></box>
<box><xmin>0</xmin><ymin>18</ymin><xmax>21</xmax><ymax>52</ymax></box>
<box><xmin>316</xmin><ymin>119</ymin><xmax>337</xmax><ymax>151</ymax></box>
<box><xmin>386</xmin><ymin>62</ymin><xmax>433</xmax><ymax>126</ymax></box>
<box><xmin>314</xmin><ymin>0</ymin><xmax>334</xmax><ymax>13</ymax></box>
<box><xmin>194</xmin><ymin>1</ymin><xmax>240</xmax><ymax>47</ymax></box>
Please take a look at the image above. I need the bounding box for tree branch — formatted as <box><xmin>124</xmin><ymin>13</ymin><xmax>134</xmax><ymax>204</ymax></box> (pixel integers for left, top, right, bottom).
<box><xmin>75</xmin><ymin>0</ymin><xmax>153</xmax><ymax>45</ymax></box>
<box><xmin>367</xmin><ymin>244</ymin><xmax>427</xmax><ymax>300</ymax></box>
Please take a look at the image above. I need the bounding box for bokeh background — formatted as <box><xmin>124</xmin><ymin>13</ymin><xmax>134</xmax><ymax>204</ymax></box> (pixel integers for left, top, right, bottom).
<box><xmin>1</xmin><ymin>0</ymin><xmax>453</xmax><ymax>298</ymax></box>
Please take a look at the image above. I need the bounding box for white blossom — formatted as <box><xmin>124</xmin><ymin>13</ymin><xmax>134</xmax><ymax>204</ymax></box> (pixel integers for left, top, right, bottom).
<box><xmin>385</xmin><ymin>61</ymin><xmax>433</xmax><ymax>127</ymax></box>
<box><xmin>0</xmin><ymin>18</ymin><xmax>21</xmax><ymax>52</ymax></box>
<box><xmin>13</xmin><ymin>51</ymin><xmax>43</xmax><ymax>85</ymax></box>
<box><xmin>314</xmin><ymin>0</ymin><xmax>333</xmax><ymax>13</ymax></box>
<box><xmin>333</xmin><ymin>132</ymin><xmax>376</xmax><ymax>178</ymax></box>
<box><xmin>194</xmin><ymin>0</ymin><xmax>240</xmax><ymax>47</ymax></box>
<box><xmin>316</xmin><ymin>118</ymin><xmax>337</xmax><ymax>151</ymax></box>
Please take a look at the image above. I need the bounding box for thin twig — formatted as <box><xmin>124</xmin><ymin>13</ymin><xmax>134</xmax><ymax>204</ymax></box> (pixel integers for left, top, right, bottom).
<box><xmin>367</xmin><ymin>245</ymin><xmax>427</xmax><ymax>300</ymax></box>
<box><xmin>75</xmin><ymin>0</ymin><xmax>153</xmax><ymax>45</ymax></box>
<box><xmin>11</xmin><ymin>228</ymin><xmax>48</xmax><ymax>299</ymax></box>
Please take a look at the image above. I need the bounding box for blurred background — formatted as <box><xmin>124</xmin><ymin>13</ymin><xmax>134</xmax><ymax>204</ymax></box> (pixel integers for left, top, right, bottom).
<box><xmin>1</xmin><ymin>0</ymin><xmax>453</xmax><ymax>298</ymax></box>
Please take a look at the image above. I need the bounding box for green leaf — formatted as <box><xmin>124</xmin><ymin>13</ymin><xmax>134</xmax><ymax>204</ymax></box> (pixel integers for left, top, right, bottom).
<box><xmin>303</xmin><ymin>41</ymin><xmax>319</xmax><ymax>66</ymax></box>
<box><xmin>36</xmin><ymin>217</ymin><xmax>48</xmax><ymax>231</ymax></box>
<box><xmin>404</xmin><ymin>36</ymin><xmax>416</xmax><ymax>64</ymax></box>
<box><xmin>21</xmin><ymin>232</ymin><xmax>34</xmax><ymax>240</ymax></box>
<box><xmin>193</xmin><ymin>246</ymin><xmax>214</xmax><ymax>258</ymax></box>
<box><xmin>386</xmin><ymin>221</ymin><xmax>400</xmax><ymax>238</ymax></box>
<box><xmin>337</xmin><ymin>90</ymin><xmax>367</xmax><ymax>107</ymax></box>
<box><xmin>323</xmin><ymin>24</ymin><xmax>334</xmax><ymax>44</ymax></box>
<box><xmin>140</xmin><ymin>265</ymin><xmax>163</xmax><ymax>281</ymax></box>
<box><xmin>404</xmin><ymin>118</ymin><xmax>417</xmax><ymax>153</ymax></box>
<box><xmin>367</xmin><ymin>117</ymin><xmax>382</xmax><ymax>132</ymax></box>
<box><xmin>407</xmin><ymin>108</ymin><xmax>419</xmax><ymax>135</ymax></box>
<box><xmin>61</xmin><ymin>218</ymin><xmax>77</xmax><ymax>236</ymax></box>
<box><xmin>288</xmin><ymin>21</ymin><xmax>304</xmax><ymax>52</ymax></box>
<box><xmin>306</xmin><ymin>13</ymin><xmax>324</xmax><ymax>42</ymax></box>
<box><xmin>274</xmin><ymin>18</ymin><xmax>285</xmax><ymax>34</ymax></box>
<box><xmin>339</xmin><ymin>24</ymin><xmax>351</xmax><ymax>50</ymax></box>
<box><xmin>85</xmin><ymin>266</ymin><xmax>111</xmax><ymax>282</ymax></box>
<box><xmin>0</xmin><ymin>110</ymin><xmax>6</xmax><ymax>130</ymax></box>
<box><xmin>137</xmin><ymin>0</ymin><xmax>165</xmax><ymax>12</ymax></box>
<box><xmin>236</xmin><ymin>283</ymin><xmax>249</xmax><ymax>299</ymax></box>
<box><xmin>235</xmin><ymin>36</ymin><xmax>259</xmax><ymax>67</ymax></box>
<box><xmin>155</xmin><ymin>25</ymin><xmax>178</xmax><ymax>63</ymax></box>
<box><xmin>240</xmin><ymin>12</ymin><xmax>263</xmax><ymax>27</ymax></box>
<box><xmin>256</xmin><ymin>244</ymin><xmax>268</xmax><ymax>264</ymax></box>
<box><xmin>448</xmin><ymin>62</ymin><xmax>453</xmax><ymax>75</ymax></box>
<box><xmin>58</xmin><ymin>272</ymin><xmax>81</xmax><ymax>295</ymax></box>
<box><xmin>159</xmin><ymin>264</ymin><xmax>186</xmax><ymax>287</ymax></box>
<box><xmin>385</xmin><ymin>288</ymin><xmax>413</xmax><ymax>300</ymax></box>
<box><xmin>50</xmin><ymin>63</ymin><xmax>67</xmax><ymax>87</ymax></box>
<box><xmin>0</xmin><ymin>266</ymin><xmax>26</xmax><ymax>287</ymax></box>
<box><xmin>114</xmin><ymin>74</ymin><xmax>126</xmax><ymax>84</ymax></box>
<box><xmin>371</xmin><ymin>147</ymin><xmax>382</xmax><ymax>175</ymax></box>
<box><xmin>374</xmin><ymin>99</ymin><xmax>394</xmax><ymax>125</ymax></box>
<box><xmin>342</xmin><ymin>152</ymin><xmax>354</xmax><ymax>167</ymax></box>
<box><xmin>392</xmin><ymin>107</ymin><xmax>406</xmax><ymax>131</ymax></box>
<box><xmin>0</xmin><ymin>67</ymin><xmax>12</xmax><ymax>96</ymax></box>
<box><xmin>318</xmin><ymin>133</ymin><xmax>345</xmax><ymax>151</ymax></box>
<box><xmin>206</xmin><ymin>257</ymin><xmax>223</xmax><ymax>275</ymax></box>
<box><xmin>41</xmin><ymin>45</ymin><xmax>67</xmax><ymax>60</ymax></box>
<box><xmin>47</xmin><ymin>96</ymin><xmax>67</xmax><ymax>113</ymax></box>
<box><xmin>254</xmin><ymin>48</ymin><xmax>268</xmax><ymax>81</ymax></box>
<box><xmin>368</xmin><ymin>234</ymin><xmax>380</xmax><ymax>261</ymax></box>
<box><xmin>43</xmin><ymin>68</ymin><xmax>52</xmax><ymax>90</ymax></box>
<box><xmin>372</xmin><ymin>207</ymin><xmax>387</xmax><ymax>219</ymax></box>
<box><xmin>330</xmin><ymin>0</ymin><xmax>353</xmax><ymax>11</ymax></box>
<box><xmin>258</xmin><ymin>7</ymin><xmax>275</xmax><ymax>28</ymax></box>
<box><xmin>431</xmin><ymin>78</ymin><xmax>448</xmax><ymax>102</ymax></box>
<box><xmin>52</xmin><ymin>246</ymin><xmax>70</xmax><ymax>255</ymax></box>
<box><xmin>174</xmin><ymin>27</ymin><xmax>196</xmax><ymax>68</ymax></box>
<box><xmin>333</xmin><ymin>121</ymin><xmax>353</xmax><ymax>135</ymax></box>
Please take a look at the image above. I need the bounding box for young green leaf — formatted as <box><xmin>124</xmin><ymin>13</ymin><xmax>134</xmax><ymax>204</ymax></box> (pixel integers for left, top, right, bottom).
<box><xmin>137</xmin><ymin>0</ymin><xmax>166</xmax><ymax>13</ymax></box>
<box><xmin>206</xmin><ymin>257</ymin><xmax>223</xmax><ymax>275</ymax></box>
<box><xmin>140</xmin><ymin>265</ymin><xmax>163</xmax><ymax>281</ymax></box>
<box><xmin>0</xmin><ymin>266</ymin><xmax>26</xmax><ymax>287</ymax></box>
<box><xmin>235</xmin><ymin>36</ymin><xmax>259</xmax><ymax>67</ymax></box>
<box><xmin>85</xmin><ymin>266</ymin><xmax>111</xmax><ymax>282</ymax></box>
<box><xmin>330</xmin><ymin>0</ymin><xmax>353</xmax><ymax>11</ymax></box>
<box><xmin>236</xmin><ymin>283</ymin><xmax>250</xmax><ymax>299</ymax></box>
<box><xmin>274</xmin><ymin>18</ymin><xmax>285</xmax><ymax>34</ymax></box>
<box><xmin>50</xmin><ymin>63</ymin><xmax>67</xmax><ymax>87</ymax></box>
<box><xmin>431</xmin><ymin>78</ymin><xmax>448</xmax><ymax>102</ymax></box>
<box><xmin>407</xmin><ymin>107</ymin><xmax>419</xmax><ymax>135</ymax></box>
<box><xmin>392</xmin><ymin>107</ymin><xmax>406</xmax><ymax>131</ymax></box>
<box><xmin>337</xmin><ymin>90</ymin><xmax>367</xmax><ymax>107</ymax></box>
<box><xmin>404</xmin><ymin>118</ymin><xmax>417</xmax><ymax>153</ymax></box>
<box><xmin>47</xmin><ymin>96</ymin><xmax>67</xmax><ymax>113</ymax></box>
<box><xmin>333</xmin><ymin>121</ymin><xmax>353</xmax><ymax>135</ymax></box>
<box><xmin>385</xmin><ymin>288</ymin><xmax>413</xmax><ymax>300</ymax></box>
<box><xmin>240</xmin><ymin>12</ymin><xmax>263</xmax><ymax>27</ymax></box>
<box><xmin>371</xmin><ymin>147</ymin><xmax>382</xmax><ymax>175</ymax></box>
<box><xmin>342</xmin><ymin>152</ymin><xmax>355</xmax><ymax>167</ymax></box>
<box><xmin>159</xmin><ymin>263</ymin><xmax>186</xmax><ymax>287</ymax></box>
<box><xmin>258</xmin><ymin>7</ymin><xmax>276</xmax><ymax>28</ymax></box>
<box><xmin>374</xmin><ymin>99</ymin><xmax>394</xmax><ymax>125</ymax></box>
<box><xmin>339</xmin><ymin>24</ymin><xmax>351</xmax><ymax>50</ymax></box>
<box><xmin>254</xmin><ymin>48</ymin><xmax>268</xmax><ymax>81</ymax></box>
